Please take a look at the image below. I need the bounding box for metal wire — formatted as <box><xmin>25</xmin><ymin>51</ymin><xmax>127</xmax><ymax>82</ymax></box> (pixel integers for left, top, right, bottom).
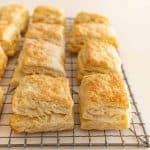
<box><xmin>0</xmin><ymin>18</ymin><xmax>149</xmax><ymax>148</ymax></box>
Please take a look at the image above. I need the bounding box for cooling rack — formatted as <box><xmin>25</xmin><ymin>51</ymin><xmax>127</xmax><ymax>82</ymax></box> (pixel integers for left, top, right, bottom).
<box><xmin>0</xmin><ymin>18</ymin><xmax>149</xmax><ymax>148</ymax></box>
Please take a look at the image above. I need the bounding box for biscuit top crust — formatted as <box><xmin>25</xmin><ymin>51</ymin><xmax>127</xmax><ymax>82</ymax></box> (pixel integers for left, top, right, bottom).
<box><xmin>80</xmin><ymin>39</ymin><xmax>120</xmax><ymax>68</ymax></box>
<box><xmin>32</xmin><ymin>5</ymin><xmax>65</xmax><ymax>25</ymax></box>
<box><xmin>80</xmin><ymin>73</ymin><xmax>129</xmax><ymax>108</ymax></box>
<box><xmin>13</xmin><ymin>75</ymin><xmax>73</xmax><ymax>108</ymax></box>
<box><xmin>74</xmin><ymin>12</ymin><xmax>110</xmax><ymax>25</ymax></box>
<box><xmin>22</xmin><ymin>38</ymin><xmax>64</xmax><ymax>68</ymax></box>
<box><xmin>70</xmin><ymin>23</ymin><xmax>116</xmax><ymax>38</ymax></box>
<box><xmin>26</xmin><ymin>23</ymin><xmax>64</xmax><ymax>42</ymax></box>
<box><xmin>0</xmin><ymin>4</ymin><xmax>28</xmax><ymax>20</ymax></box>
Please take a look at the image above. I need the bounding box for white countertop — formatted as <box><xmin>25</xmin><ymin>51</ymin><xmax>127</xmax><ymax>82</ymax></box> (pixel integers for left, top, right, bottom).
<box><xmin>1</xmin><ymin>0</ymin><xmax>150</xmax><ymax>149</ymax></box>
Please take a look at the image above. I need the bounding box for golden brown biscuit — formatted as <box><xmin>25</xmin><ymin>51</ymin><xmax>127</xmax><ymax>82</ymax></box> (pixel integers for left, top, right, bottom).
<box><xmin>79</xmin><ymin>73</ymin><xmax>131</xmax><ymax>130</ymax></box>
<box><xmin>22</xmin><ymin>38</ymin><xmax>66</xmax><ymax>76</ymax></box>
<box><xmin>0</xmin><ymin>21</ymin><xmax>20</xmax><ymax>56</ymax></box>
<box><xmin>12</xmin><ymin>75</ymin><xmax>73</xmax><ymax>117</ymax></box>
<box><xmin>0</xmin><ymin>87</ymin><xmax>4</xmax><ymax>111</ymax></box>
<box><xmin>11</xmin><ymin>38</ymin><xmax>66</xmax><ymax>87</ymax></box>
<box><xmin>74</xmin><ymin>12</ymin><xmax>110</xmax><ymax>25</ymax></box>
<box><xmin>69</xmin><ymin>23</ymin><xmax>118</xmax><ymax>53</ymax></box>
<box><xmin>0</xmin><ymin>45</ymin><xmax>7</xmax><ymax>79</ymax></box>
<box><xmin>32</xmin><ymin>5</ymin><xmax>65</xmax><ymax>25</ymax></box>
<box><xmin>77</xmin><ymin>40</ymin><xmax>121</xmax><ymax>80</ymax></box>
<box><xmin>10</xmin><ymin>75</ymin><xmax>74</xmax><ymax>133</ymax></box>
<box><xmin>0</xmin><ymin>4</ymin><xmax>29</xmax><ymax>32</ymax></box>
<box><xmin>26</xmin><ymin>23</ymin><xmax>65</xmax><ymax>46</ymax></box>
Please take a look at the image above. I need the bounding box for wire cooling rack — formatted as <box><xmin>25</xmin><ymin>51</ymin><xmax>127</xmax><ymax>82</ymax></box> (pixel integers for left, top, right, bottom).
<box><xmin>0</xmin><ymin>18</ymin><xmax>149</xmax><ymax>148</ymax></box>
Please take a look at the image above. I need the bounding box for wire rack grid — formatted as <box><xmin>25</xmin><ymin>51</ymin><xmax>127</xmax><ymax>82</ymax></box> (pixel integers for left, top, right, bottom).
<box><xmin>0</xmin><ymin>18</ymin><xmax>149</xmax><ymax>148</ymax></box>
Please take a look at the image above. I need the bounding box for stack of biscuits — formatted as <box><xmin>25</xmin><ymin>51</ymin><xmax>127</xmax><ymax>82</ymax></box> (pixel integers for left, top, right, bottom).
<box><xmin>69</xmin><ymin>12</ymin><xmax>131</xmax><ymax>130</ymax></box>
<box><xmin>10</xmin><ymin>6</ymin><xmax>74</xmax><ymax>133</ymax></box>
<box><xmin>0</xmin><ymin>4</ymin><xmax>29</xmax><ymax>112</ymax></box>
<box><xmin>0</xmin><ymin>4</ymin><xmax>29</xmax><ymax>79</ymax></box>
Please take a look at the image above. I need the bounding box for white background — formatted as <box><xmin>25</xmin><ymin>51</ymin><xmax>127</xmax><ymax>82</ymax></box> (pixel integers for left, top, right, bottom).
<box><xmin>1</xmin><ymin>0</ymin><xmax>150</xmax><ymax>149</ymax></box>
